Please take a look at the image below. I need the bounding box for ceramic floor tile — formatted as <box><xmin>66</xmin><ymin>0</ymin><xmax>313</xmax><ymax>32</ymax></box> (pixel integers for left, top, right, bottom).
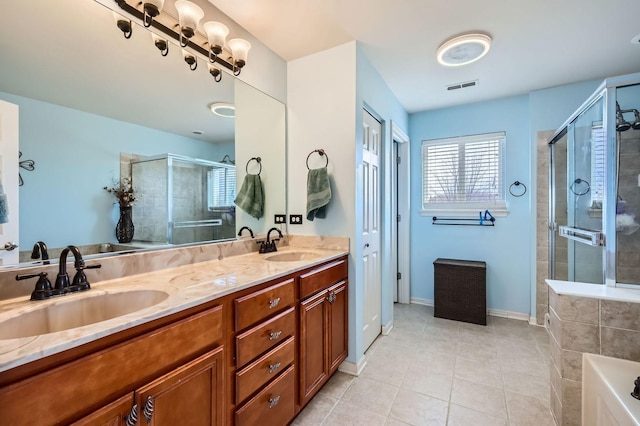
<box><xmin>292</xmin><ymin>394</ymin><xmax>337</xmax><ymax>426</ymax></box>
<box><xmin>454</xmin><ymin>357</ymin><xmax>503</xmax><ymax>389</ymax></box>
<box><xmin>502</xmin><ymin>369</ymin><xmax>550</xmax><ymax>403</ymax></box>
<box><xmin>318</xmin><ymin>371</ymin><xmax>354</xmax><ymax>400</ymax></box>
<box><xmin>416</xmin><ymin>336</ymin><xmax>458</xmax><ymax>356</ymax></box>
<box><xmin>450</xmin><ymin>377</ymin><xmax>507</xmax><ymax>419</ymax></box>
<box><xmin>362</xmin><ymin>349</ymin><xmax>411</xmax><ymax>387</ymax></box>
<box><xmin>341</xmin><ymin>376</ymin><xmax>399</xmax><ymax>416</ymax></box>
<box><xmin>499</xmin><ymin>353</ymin><xmax>549</xmax><ymax>378</ymax></box>
<box><xmin>321</xmin><ymin>400</ymin><xmax>387</xmax><ymax>426</ymax></box>
<box><xmin>446</xmin><ymin>404</ymin><xmax>507</xmax><ymax>426</ymax></box>
<box><xmin>401</xmin><ymin>365</ymin><xmax>452</xmax><ymax>401</ymax></box>
<box><xmin>388</xmin><ymin>388</ymin><xmax>448</xmax><ymax>426</ymax></box>
<box><xmin>385</xmin><ymin>417</ymin><xmax>412</xmax><ymax>425</ymax></box>
<box><xmin>456</xmin><ymin>341</ymin><xmax>499</xmax><ymax>364</ymax></box>
<box><xmin>458</xmin><ymin>329</ymin><xmax>497</xmax><ymax>346</ymax></box>
<box><xmin>411</xmin><ymin>350</ymin><xmax>456</xmax><ymax>376</ymax></box>
<box><xmin>505</xmin><ymin>391</ymin><xmax>555</xmax><ymax>426</ymax></box>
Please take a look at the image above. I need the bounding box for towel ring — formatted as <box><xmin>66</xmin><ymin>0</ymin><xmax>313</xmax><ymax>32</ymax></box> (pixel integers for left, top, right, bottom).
<box><xmin>245</xmin><ymin>157</ymin><xmax>262</xmax><ymax>175</ymax></box>
<box><xmin>569</xmin><ymin>178</ymin><xmax>590</xmax><ymax>196</ymax></box>
<box><xmin>509</xmin><ymin>181</ymin><xmax>527</xmax><ymax>197</ymax></box>
<box><xmin>306</xmin><ymin>149</ymin><xmax>329</xmax><ymax>170</ymax></box>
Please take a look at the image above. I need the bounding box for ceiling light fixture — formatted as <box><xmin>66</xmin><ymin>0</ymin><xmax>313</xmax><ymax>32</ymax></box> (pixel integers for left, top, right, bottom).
<box><xmin>113</xmin><ymin>0</ymin><xmax>251</xmax><ymax>81</ymax></box>
<box><xmin>437</xmin><ymin>33</ymin><xmax>492</xmax><ymax>67</ymax></box>
<box><xmin>210</xmin><ymin>102</ymin><xmax>235</xmax><ymax>118</ymax></box>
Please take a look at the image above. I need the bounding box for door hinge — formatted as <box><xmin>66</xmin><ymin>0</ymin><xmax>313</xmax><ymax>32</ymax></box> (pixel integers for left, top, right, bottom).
<box><xmin>396</xmin><ymin>156</ymin><xmax>401</xmax><ymax>165</ymax></box>
<box><xmin>397</xmin><ymin>214</ymin><xmax>401</xmax><ymax>222</ymax></box>
<box><xmin>397</xmin><ymin>272</ymin><xmax>402</xmax><ymax>280</ymax></box>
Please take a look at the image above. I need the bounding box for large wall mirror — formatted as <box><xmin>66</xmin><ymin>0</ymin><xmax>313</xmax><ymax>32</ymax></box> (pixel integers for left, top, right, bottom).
<box><xmin>0</xmin><ymin>0</ymin><xmax>286</xmax><ymax>268</ymax></box>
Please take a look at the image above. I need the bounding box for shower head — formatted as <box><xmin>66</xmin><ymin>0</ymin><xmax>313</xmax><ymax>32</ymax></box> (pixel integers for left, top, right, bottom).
<box><xmin>616</xmin><ymin>102</ymin><xmax>632</xmax><ymax>132</ymax></box>
<box><xmin>632</xmin><ymin>110</ymin><xmax>640</xmax><ymax>130</ymax></box>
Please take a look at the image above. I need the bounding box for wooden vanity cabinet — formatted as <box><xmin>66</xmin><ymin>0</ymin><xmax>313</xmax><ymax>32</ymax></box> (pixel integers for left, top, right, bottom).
<box><xmin>299</xmin><ymin>260</ymin><xmax>348</xmax><ymax>406</ymax></box>
<box><xmin>71</xmin><ymin>394</ymin><xmax>135</xmax><ymax>426</ymax></box>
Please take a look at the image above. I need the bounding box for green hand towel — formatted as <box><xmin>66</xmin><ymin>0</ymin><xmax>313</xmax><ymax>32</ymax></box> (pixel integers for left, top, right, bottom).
<box><xmin>306</xmin><ymin>167</ymin><xmax>331</xmax><ymax>221</ymax></box>
<box><xmin>234</xmin><ymin>174</ymin><xmax>264</xmax><ymax>219</ymax></box>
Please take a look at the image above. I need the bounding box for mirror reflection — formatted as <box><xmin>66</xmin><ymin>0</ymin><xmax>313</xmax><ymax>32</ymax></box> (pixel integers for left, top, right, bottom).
<box><xmin>0</xmin><ymin>0</ymin><xmax>286</xmax><ymax>267</ymax></box>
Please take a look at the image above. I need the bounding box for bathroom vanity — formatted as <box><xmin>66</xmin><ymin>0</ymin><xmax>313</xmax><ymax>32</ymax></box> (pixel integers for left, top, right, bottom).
<box><xmin>0</xmin><ymin>247</ymin><xmax>348</xmax><ymax>425</ymax></box>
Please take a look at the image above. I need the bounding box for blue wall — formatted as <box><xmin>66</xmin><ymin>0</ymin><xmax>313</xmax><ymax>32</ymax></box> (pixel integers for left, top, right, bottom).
<box><xmin>409</xmin><ymin>95</ymin><xmax>532</xmax><ymax>315</ymax></box>
<box><xmin>0</xmin><ymin>92</ymin><xmax>228</xmax><ymax>250</ymax></box>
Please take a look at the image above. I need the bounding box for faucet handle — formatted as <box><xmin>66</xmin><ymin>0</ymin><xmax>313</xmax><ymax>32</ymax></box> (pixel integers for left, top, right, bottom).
<box><xmin>16</xmin><ymin>272</ymin><xmax>54</xmax><ymax>301</ymax></box>
<box><xmin>72</xmin><ymin>264</ymin><xmax>101</xmax><ymax>291</ymax></box>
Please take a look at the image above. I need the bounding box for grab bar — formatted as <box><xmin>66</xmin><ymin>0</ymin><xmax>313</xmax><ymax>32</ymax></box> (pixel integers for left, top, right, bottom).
<box><xmin>558</xmin><ymin>226</ymin><xmax>605</xmax><ymax>247</ymax></box>
<box><xmin>171</xmin><ymin>219</ymin><xmax>223</xmax><ymax>229</ymax></box>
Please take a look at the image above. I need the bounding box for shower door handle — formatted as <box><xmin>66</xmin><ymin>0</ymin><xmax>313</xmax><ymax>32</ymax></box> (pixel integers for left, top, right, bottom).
<box><xmin>558</xmin><ymin>226</ymin><xmax>605</xmax><ymax>247</ymax></box>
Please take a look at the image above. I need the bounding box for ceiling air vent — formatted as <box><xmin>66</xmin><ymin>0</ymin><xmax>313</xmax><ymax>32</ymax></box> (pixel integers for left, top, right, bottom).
<box><xmin>446</xmin><ymin>80</ymin><xmax>478</xmax><ymax>91</ymax></box>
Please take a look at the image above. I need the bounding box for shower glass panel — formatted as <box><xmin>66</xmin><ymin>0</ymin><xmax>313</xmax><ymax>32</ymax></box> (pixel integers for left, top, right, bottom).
<box><xmin>615</xmin><ymin>83</ymin><xmax>640</xmax><ymax>285</ymax></box>
<box><xmin>550</xmin><ymin>96</ymin><xmax>605</xmax><ymax>284</ymax></box>
<box><xmin>131</xmin><ymin>154</ymin><xmax>236</xmax><ymax>245</ymax></box>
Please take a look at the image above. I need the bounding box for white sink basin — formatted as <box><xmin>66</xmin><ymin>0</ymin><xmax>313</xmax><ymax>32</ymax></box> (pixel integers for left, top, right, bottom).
<box><xmin>583</xmin><ymin>353</ymin><xmax>640</xmax><ymax>425</ymax></box>
<box><xmin>0</xmin><ymin>290</ymin><xmax>169</xmax><ymax>339</ymax></box>
<box><xmin>264</xmin><ymin>251</ymin><xmax>322</xmax><ymax>262</ymax></box>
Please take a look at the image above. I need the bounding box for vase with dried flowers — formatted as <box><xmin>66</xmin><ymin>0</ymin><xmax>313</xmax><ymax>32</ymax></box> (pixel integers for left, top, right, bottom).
<box><xmin>104</xmin><ymin>177</ymin><xmax>136</xmax><ymax>243</ymax></box>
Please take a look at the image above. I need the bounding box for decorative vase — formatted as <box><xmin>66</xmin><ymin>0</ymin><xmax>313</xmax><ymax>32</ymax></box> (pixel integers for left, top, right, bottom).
<box><xmin>116</xmin><ymin>206</ymin><xmax>135</xmax><ymax>243</ymax></box>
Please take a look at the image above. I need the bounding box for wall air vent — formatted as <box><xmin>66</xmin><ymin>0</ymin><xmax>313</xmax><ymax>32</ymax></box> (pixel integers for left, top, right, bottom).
<box><xmin>446</xmin><ymin>80</ymin><xmax>479</xmax><ymax>91</ymax></box>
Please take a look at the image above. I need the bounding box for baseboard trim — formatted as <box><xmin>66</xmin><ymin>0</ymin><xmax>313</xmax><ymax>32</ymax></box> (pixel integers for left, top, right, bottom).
<box><xmin>382</xmin><ymin>319</ymin><xmax>394</xmax><ymax>335</ymax></box>
<box><xmin>338</xmin><ymin>356</ymin><xmax>367</xmax><ymax>376</ymax></box>
<box><xmin>409</xmin><ymin>298</ymin><xmax>530</xmax><ymax>322</ymax></box>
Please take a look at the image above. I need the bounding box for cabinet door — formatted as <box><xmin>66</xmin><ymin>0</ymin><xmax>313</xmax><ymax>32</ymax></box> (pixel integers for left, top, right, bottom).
<box><xmin>299</xmin><ymin>290</ymin><xmax>328</xmax><ymax>405</ymax></box>
<box><xmin>135</xmin><ymin>347</ymin><xmax>224</xmax><ymax>426</ymax></box>
<box><xmin>328</xmin><ymin>281</ymin><xmax>348</xmax><ymax>374</ymax></box>
<box><xmin>71</xmin><ymin>394</ymin><xmax>135</xmax><ymax>426</ymax></box>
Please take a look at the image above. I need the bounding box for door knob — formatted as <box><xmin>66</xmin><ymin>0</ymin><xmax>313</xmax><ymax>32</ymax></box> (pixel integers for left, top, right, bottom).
<box><xmin>2</xmin><ymin>242</ymin><xmax>17</xmax><ymax>251</ymax></box>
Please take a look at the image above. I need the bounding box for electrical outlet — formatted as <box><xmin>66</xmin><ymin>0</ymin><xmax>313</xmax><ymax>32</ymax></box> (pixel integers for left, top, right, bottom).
<box><xmin>290</xmin><ymin>214</ymin><xmax>303</xmax><ymax>225</ymax></box>
<box><xmin>274</xmin><ymin>214</ymin><xmax>286</xmax><ymax>224</ymax></box>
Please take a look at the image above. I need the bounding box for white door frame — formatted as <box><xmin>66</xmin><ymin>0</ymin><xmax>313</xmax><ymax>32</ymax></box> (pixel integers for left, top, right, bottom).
<box><xmin>391</xmin><ymin>121</ymin><xmax>410</xmax><ymax>304</ymax></box>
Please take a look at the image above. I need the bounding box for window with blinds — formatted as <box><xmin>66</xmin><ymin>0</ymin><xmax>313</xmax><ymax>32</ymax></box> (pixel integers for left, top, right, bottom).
<box><xmin>590</xmin><ymin>123</ymin><xmax>605</xmax><ymax>209</ymax></box>
<box><xmin>421</xmin><ymin>132</ymin><xmax>507</xmax><ymax>215</ymax></box>
<box><xmin>207</xmin><ymin>165</ymin><xmax>236</xmax><ymax>210</ymax></box>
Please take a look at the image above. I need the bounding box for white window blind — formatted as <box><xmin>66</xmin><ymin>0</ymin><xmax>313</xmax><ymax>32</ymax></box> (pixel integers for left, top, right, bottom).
<box><xmin>207</xmin><ymin>165</ymin><xmax>236</xmax><ymax>209</ymax></box>
<box><xmin>421</xmin><ymin>132</ymin><xmax>507</xmax><ymax>215</ymax></box>
<box><xmin>590</xmin><ymin>123</ymin><xmax>605</xmax><ymax>209</ymax></box>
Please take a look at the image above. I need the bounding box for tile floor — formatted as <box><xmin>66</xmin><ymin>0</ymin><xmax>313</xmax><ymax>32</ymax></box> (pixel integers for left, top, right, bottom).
<box><xmin>293</xmin><ymin>303</ymin><xmax>555</xmax><ymax>425</ymax></box>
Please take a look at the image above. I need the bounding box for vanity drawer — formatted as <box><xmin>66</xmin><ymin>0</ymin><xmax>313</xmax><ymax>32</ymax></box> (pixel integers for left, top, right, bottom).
<box><xmin>236</xmin><ymin>307</ymin><xmax>296</xmax><ymax>368</ymax></box>
<box><xmin>299</xmin><ymin>259</ymin><xmax>348</xmax><ymax>299</ymax></box>
<box><xmin>236</xmin><ymin>336</ymin><xmax>295</xmax><ymax>404</ymax></box>
<box><xmin>235</xmin><ymin>279</ymin><xmax>295</xmax><ymax>331</ymax></box>
<box><xmin>235</xmin><ymin>365</ymin><xmax>295</xmax><ymax>426</ymax></box>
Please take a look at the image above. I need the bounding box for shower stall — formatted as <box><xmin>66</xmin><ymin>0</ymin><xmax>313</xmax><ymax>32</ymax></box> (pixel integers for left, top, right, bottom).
<box><xmin>549</xmin><ymin>73</ymin><xmax>640</xmax><ymax>286</ymax></box>
<box><xmin>131</xmin><ymin>154</ymin><xmax>236</xmax><ymax>245</ymax></box>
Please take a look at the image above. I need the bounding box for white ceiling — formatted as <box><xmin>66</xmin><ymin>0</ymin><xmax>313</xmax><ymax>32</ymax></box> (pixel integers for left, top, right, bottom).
<box><xmin>209</xmin><ymin>0</ymin><xmax>640</xmax><ymax>112</ymax></box>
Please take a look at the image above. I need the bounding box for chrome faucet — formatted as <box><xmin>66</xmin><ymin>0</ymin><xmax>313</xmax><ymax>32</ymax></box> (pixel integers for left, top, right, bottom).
<box><xmin>55</xmin><ymin>245</ymin><xmax>101</xmax><ymax>294</ymax></box>
<box><xmin>237</xmin><ymin>226</ymin><xmax>254</xmax><ymax>238</ymax></box>
<box><xmin>30</xmin><ymin>241</ymin><xmax>50</xmax><ymax>264</ymax></box>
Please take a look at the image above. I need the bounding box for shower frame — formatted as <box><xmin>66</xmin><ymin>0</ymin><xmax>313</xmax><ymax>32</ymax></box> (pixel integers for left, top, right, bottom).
<box><xmin>548</xmin><ymin>73</ymin><xmax>640</xmax><ymax>288</ymax></box>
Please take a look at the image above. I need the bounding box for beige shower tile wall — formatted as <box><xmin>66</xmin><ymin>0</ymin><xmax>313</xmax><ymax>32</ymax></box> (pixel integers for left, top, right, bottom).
<box><xmin>616</xmin><ymin>129</ymin><xmax>640</xmax><ymax>284</ymax></box>
<box><xmin>547</xmin><ymin>288</ymin><xmax>640</xmax><ymax>425</ymax></box>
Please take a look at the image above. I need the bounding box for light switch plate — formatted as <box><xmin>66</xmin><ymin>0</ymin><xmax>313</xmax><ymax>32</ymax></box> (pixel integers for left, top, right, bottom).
<box><xmin>274</xmin><ymin>214</ymin><xmax>286</xmax><ymax>224</ymax></box>
<box><xmin>290</xmin><ymin>214</ymin><xmax>303</xmax><ymax>225</ymax></box>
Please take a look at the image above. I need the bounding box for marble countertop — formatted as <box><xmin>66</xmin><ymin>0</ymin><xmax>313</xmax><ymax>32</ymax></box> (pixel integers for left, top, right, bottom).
<box><xmin>0</xmin><ymin>247</ymin><xmax>348</xmax><ymax>372</ymax></box>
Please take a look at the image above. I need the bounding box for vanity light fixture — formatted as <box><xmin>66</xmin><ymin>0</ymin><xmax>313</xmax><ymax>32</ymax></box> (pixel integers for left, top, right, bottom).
<box><xmin>437</xmin><ymin>32</ymin><xmax>492</xmax><ymax>67</ymax></box>
<box><xmin>113</xmin><ymin>11</ymin><xmax>132</xmax><ymax>39</ymax></box>
<box><xmin>142</xmin><ymin>0</ymin><xmax>164</xmax><ymax>27</ymax></box>
<box><xmin>203</xmin><ymin>21</ymin><xmax>229</xmax><ymax>63</ymax></box>
<box><xmin>152</xmin><ymin>34</ymin><xmax>169</xmax><ymax>56</ymax></box>
<box><xmin>113</xmin><ymin>0</ymin><xmax>251</xmax><ymax>80</ymax></box>
<box><xmin>228</xmin><ymin>38</ymin><xmax>251</xmax><ymax>76</ymax></box>
<box><xmin>210</xmin><ymin>102</ymin><xmax>235</xmax><ymax>118</ymax></box>
<box><xmin>183</xmin><ymin>50</ymin><xmax>198</xmax><ymax>71</ymax></box>
<box><xmin>208</xmin><ymin>64</ymin><xmax>222</xmax><ymax>82</ymax></box>
<box><xmin>174</xmin><ymin>0</ymin><xmax>204</xmax><ymax>47</ymax></box>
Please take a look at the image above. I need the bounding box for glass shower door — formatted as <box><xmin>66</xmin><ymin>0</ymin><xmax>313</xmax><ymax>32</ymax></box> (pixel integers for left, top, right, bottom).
<box><xmin>551</xmin><ymin>96</ymin><xmax>605</xmax><ymax>283</ymax></box>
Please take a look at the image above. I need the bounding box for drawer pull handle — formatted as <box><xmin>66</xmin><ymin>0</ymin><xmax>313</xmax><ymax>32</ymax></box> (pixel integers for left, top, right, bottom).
<box><xmin>269</xmin><ymin>395</ymin><xmax>281</xmax><ymax>409</ymax></box>
<box><xmin>268</xmin><ymin>297</ymin><xmax>281</xmax><ymax>309</ymax></box>
<box><xmin>328</xmin><ymin>292</ymin><xmax>336</xmax><ymax>304</ymax></box>
<box><xmin>269</xmin><ymin>330</ymin><xmax>282</xmax><ymax>340</ymax></box>
<box><xmin>268</xmin><ymin>362</ymin><xmax>282</xmax><ymax>374</ymax></box>
<box><xmin>142</xmin><ymin>396</ymin><xmax>154</xmax><ymax>424</ymax></box>
<box><xmin>125</xmin><ymin>403</ymin><xmax>138</xmax><ymax>426</ymax></box>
